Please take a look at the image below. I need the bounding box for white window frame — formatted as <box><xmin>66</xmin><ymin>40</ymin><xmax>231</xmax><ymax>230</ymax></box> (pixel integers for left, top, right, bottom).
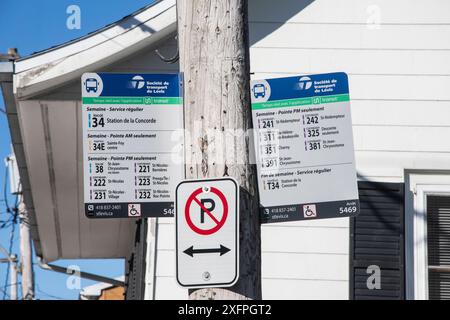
<box><xmin>405</xmin><ymin>171</ymin><xmax>450</xmax><ymax>300</ymax></box>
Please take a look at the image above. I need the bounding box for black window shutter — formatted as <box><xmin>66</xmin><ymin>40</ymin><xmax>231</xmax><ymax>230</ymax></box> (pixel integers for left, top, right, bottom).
<box><xmin>350</xmin><ymin>181</ymin><xmax>405</xmax><ymax>300</ymax></box>
<box><xmin>125</xmin><ymin>218</ymin><xmax>148</xmax><ymax>300</ymax></box>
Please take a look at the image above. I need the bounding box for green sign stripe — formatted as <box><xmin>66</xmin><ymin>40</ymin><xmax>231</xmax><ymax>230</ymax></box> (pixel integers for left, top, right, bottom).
<box><xmin>82</xmin><ymin>97</ymin><xmax>183</xmax><ymax>105</ymax></box>
<box><xmin>251</xmin><ymin>94</ymin><xmax>349</xmax><ymax>110</ymax></box>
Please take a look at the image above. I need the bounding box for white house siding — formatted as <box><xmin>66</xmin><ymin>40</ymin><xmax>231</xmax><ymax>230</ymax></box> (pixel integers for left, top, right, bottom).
<box><xmin>248</xmin><ymin>0</ymin><xmax>450</xmax><ymax>299</ymax></box>
<box><xmin>151</xmin><ymin>218</ymin><xmax>187</xmax><ymax>299</ymax></box>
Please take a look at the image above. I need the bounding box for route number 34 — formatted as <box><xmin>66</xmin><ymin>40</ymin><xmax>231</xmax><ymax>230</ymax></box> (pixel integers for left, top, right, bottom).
<box><xmin>92</xmin><ymin>116</ymin><xmax>105</xmax><ymax>128</ymax></box>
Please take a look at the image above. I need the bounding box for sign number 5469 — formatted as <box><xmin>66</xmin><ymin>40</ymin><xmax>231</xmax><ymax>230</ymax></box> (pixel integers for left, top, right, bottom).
<box><xmin>339</xmin><ymin>206</ymin><xmax>357</xmax><ymax>214</ymax></box>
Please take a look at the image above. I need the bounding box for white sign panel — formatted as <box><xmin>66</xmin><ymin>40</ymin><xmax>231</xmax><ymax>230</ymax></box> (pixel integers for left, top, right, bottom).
<box><xmin>81</xmin><ymin>73</ymin><xmax>183</xmax><ymax>218</ymax></box>
<box><xmin>251</xmin><ymin>72</ymin><xmax>360</xmax><ymax>223</ymax></box>
<box><xmin>176</xmin><ymin>178</ymin><xmax>239</xmax><ymax>288</ymax></box>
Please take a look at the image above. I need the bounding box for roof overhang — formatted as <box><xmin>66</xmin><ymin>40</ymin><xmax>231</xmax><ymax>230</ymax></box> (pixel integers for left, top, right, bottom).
<box><xmin>14</xmin><ymin>0</ymin><xmax>177</xmax><ymax>99</ymax></box>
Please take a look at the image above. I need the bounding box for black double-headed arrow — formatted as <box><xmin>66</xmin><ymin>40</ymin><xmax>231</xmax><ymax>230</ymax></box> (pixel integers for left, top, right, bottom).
<box><xmin>184</xmin><ymin>245</ymin><xmax>230</xmax><ymax>257</ymax></box>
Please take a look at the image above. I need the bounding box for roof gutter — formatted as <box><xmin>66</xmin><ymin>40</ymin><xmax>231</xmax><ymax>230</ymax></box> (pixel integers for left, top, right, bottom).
<box><xmin>37</xmin><ymin>257</ymin><xmax>125</xmax><ymax>287</ymax></box>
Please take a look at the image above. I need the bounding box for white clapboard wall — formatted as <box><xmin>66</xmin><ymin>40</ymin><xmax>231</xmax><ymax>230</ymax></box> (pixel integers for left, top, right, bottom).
<box><xmin>249</xmin><ymin>0</ymin><xmax>450</xmax><ymax>183</ymax></box>
<box><xmin>247</xmin><ymin>0</ymin><xmax>450</xmax><ymax>300</ymax></box>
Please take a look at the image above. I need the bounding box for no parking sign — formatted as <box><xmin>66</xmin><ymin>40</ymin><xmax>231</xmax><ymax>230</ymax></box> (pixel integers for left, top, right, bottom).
<box><xmin>176</xmin><ymin>177</ymin><xmax>239</xmax><ymax>288</ymax></box>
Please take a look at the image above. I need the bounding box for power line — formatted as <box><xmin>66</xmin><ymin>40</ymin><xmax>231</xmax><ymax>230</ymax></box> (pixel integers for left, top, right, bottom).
<box><xmin>3</xmin><ymin>166</ymin><xmax>12</xmax><ymax>216</ymax></box>
<box><xmin>2</xmin><ymin>164</ymin><xmax>21</xmax><ymax>225</ymax></box>
<box><xmin>1</xmin><ymin>156</ymin><xmax>22</xmax><ymax>300</ymax></box>
<box><xmin>0</xmin><ymin>286</ymin><xmax>10</xmax><ymax>299</ymax></box>
<box><xmin>0</xmin><ymin>245</ymin><xmax>15</xmax><ymax>300</ymax></box>
<box><xmin>1</xmin><ymin>181</ymin><xmax>19</xmax><ymax>300</ymax></box>
<box><xmin>36</xmin><ymin>285</ymin><xmax>65</xmax><ymax>300</ymax></box>
<box><xmin>4</xmin><ymin>282</ymin><xmax>21</xmax><ymax>288</ymax></box>
<box><xmin>1</xmin><ymin>220</ymin><xmax>17</xmax><ymax>300</ymax></box>
<box><xmin>2</xmin><ymin>151</ymin><xmax>27</xmax><ymax>300</ymax></box>
<box><xmin>0</xmin><ymin>108</ymin><xmax>6</xmax><ymax>115</ymax></box>
<box><xmin>0</xmin><ymin>220</ymin><xmax>14</xmax><ymax>229</ymax></box>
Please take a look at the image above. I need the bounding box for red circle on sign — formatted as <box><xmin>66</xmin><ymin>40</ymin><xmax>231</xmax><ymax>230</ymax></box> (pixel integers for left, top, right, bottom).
<box><xmin>185</xmin><ymin>187</ymin><xmax>228</xmax><ymax>235</ymax></box>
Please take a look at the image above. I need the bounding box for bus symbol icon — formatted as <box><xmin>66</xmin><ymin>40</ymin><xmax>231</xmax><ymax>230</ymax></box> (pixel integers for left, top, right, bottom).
<box><xmin>253</xmin><ymin>83</ymin><xmax>266</xmax><ymax>98</ymax></box>
<box><xmin>85</xmin><ymin>78</ymin><xmax>98</xmax><ymax>93</ymax></box>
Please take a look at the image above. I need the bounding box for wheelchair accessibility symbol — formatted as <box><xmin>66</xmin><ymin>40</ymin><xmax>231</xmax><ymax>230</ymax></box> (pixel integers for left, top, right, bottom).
<box><xmin>303</xmin><ymin>204</ymin><xmax>317</xmax><ymax>218</ymax></box>
<box><xmin>128</xmin><ymin>204</ymin><xmax>141</xmax><ymax>217</ymax></box>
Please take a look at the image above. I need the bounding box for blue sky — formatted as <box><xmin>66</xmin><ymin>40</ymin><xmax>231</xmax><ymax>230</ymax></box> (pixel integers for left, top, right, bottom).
<box><xmin>0</xmin><ymin>0</ymin><xmax>154</xmax><ymax>300</ymax></box>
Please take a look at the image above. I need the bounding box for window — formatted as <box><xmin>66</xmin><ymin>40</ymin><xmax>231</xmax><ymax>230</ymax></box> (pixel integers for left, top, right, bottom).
<box><xmin>427</xmin><ymin>195</ymin><xmax>450</xmax><ymax>300</ymax></box>
<box><xmin>405</xmin><ymin>172</ymin><xmax>450</xmax><ymax>300</ymax></box>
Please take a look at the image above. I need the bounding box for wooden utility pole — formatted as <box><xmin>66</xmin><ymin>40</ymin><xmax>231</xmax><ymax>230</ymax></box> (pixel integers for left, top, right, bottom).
<box><xmin>10</xmin><ymin>255</ymin><xmax>17</xmax><ymax>300</ymax></box>
<box><xmin>177</xmin><ymin>0</ymin><xmax>261</xmax><ymax>300</ymax></box>
<box><xmin>19</xmin><ymin>197</ymin><xmax>34</xmax><ymax>300</ymax></box>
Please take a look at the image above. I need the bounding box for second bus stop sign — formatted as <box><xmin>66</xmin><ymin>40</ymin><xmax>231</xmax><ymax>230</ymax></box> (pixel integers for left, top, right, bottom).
<box><xmin>251</xmin><ymin>72</ymin><xmax>360</xmax><ymax>223</ymax></box>
<box><xmin>176</xmin><ymin>177</ymin><xmax>239</xmax><ymax>288</ymax></box>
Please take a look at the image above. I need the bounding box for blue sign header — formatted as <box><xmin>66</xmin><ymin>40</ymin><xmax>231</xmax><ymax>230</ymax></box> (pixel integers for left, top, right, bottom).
<box><xmin>82</xmin><ymin>73</ymin><xmax>182</xmax><ymax>97</ymax></box>
<box><xmin>251</xmin><ymin>72</ymin><xmax>349</xmax><ymax>103</ymax></box>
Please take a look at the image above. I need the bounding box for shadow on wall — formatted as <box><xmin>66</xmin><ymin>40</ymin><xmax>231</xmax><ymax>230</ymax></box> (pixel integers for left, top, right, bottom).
<box><xmin>112</xmin><ymin>0</ymin><xmax>316</xmax><ymax>64</ymax></box>
<box><xmin>248</xmin><ymin>0</ymin><xmax>315</xmax><ymax>47</ymax></box>
<box><xmin>356</xmin><ymin>173</ymin><xmax>403</xmax><ymax>233</ymax></box>
<box><xmin>117</xmin><ymin>0</ymin><xmax>316</xmax><ymax>44</ymax></box>
<box><xmin>117</xmin><ymin>16</ymin><xmax>156</xmax><ymax>35</ymax></box>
